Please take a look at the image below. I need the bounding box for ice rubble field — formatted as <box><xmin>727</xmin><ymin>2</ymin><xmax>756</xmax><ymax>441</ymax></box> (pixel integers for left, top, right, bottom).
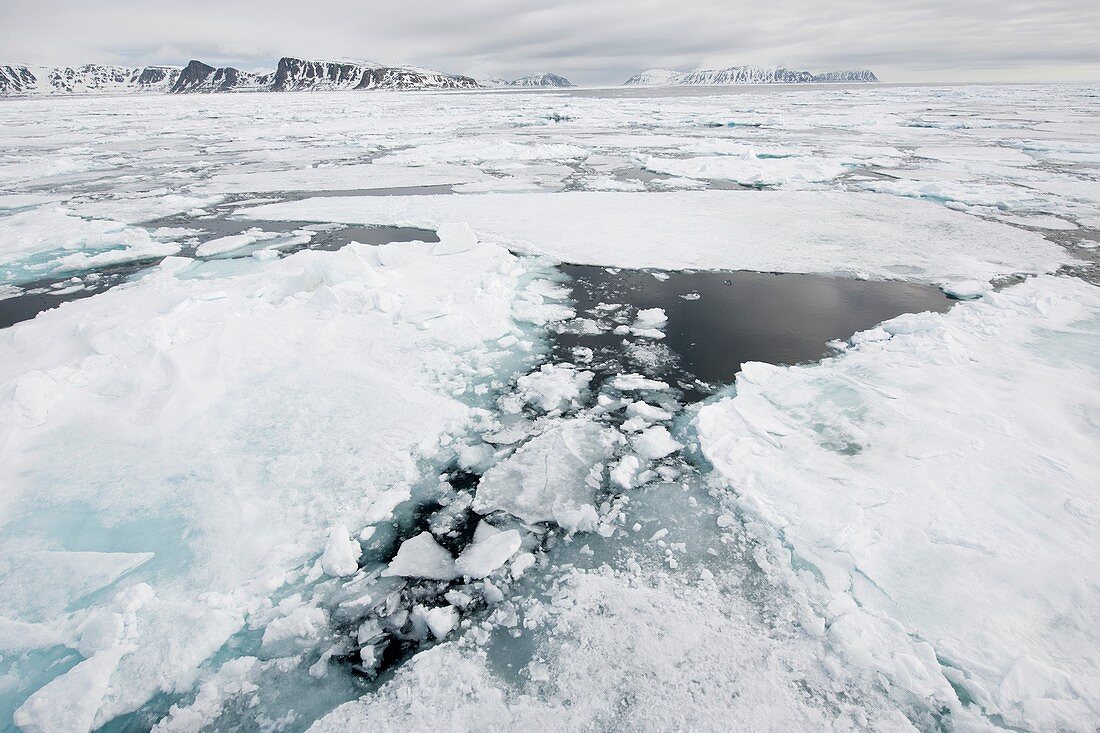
<box><xmin>0</xmin><ymin>83</ymin><xmax>1098</xmax><ymax>732</ymax></box>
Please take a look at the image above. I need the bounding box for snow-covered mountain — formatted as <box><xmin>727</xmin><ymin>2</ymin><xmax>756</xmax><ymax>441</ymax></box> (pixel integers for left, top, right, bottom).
<box><xmin>623</xmin><ymin>69</ymin><xmax>684</xmax><ymax>86</ymax></box>
<box><xmin>480</xmin><ymin>73</ymin><xmax>575</xmax><ymax>88</ymax></box>
<box><xmin>810</xmin><ymin>69</ymin><xmax>880</xmax><ymax>83</ymax></box>
<box><xmin>170</xmin><ymin>57</ymin><xmax>479</xmax><ymax>93</ymax></box>
<box><xmin>508</xmin><ymin>73</ymin><xmax>574</xmax><ymax>88</ymax></box>
<box><xmin>0</xmin><ymin>57</ymin><xmax>480</xmax><ymax>96</ymax></box>
<box><xmin>624</xmin><ymin>66</ymin><xmax>879</xmax><ymax>85</ymax></box>
<box><xmin>171</xmin><ymin>61</ymin><xmax>270</xmax><ymax>93</ymax></box>
<box><xmin>0</xmin><ymin>64</ymin><xmax>179</xmax><ymax>95</ymax></box>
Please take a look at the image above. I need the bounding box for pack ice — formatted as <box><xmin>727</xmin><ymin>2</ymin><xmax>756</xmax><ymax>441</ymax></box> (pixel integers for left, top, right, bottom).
<box><xmin>1</xmin><ymin>81</ymin><xmax>1099</xmax><ymax>733</ymax></box>
<box><xmin>697</xmin><ymin>276</ymin><xmax>1100</xmax><ymax>731</ymax></box>
<box><xmin>0</xmin><ymin>226</ymin><xmax>556</xmax><ymax>731</ymax></box>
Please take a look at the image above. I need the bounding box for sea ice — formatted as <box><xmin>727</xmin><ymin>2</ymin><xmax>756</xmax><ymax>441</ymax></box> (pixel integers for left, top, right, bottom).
<box><xmin>473</xmin><ymin>419</ymin><xmax>615</xmax><ymax>525</ymax></box>
<box><xmin>644</xmin><ymin>153</ymin><xmax>852</xmax><ymax>185</ymax></box>
<box><xmin>197</xmin><ymin>162</ymin><xmax>488</xmax><ymax>195</ymax></box>
<box><xmin>515</xmin><ymin>363</ymin><xmax>593</xmax><ymax>412</ymax></box>
<box><xmin>320</xmin><ymin>525</ymin><xmax>362</xmax><ymax>578</ymax></box>
<box><xmin>3</xmin><ymin>80</ymin><xmax>1098</xmax><ymax>733</ymax></box>
<box><xmin>632</xmin><ymin>426</ymin><xmax>682</xmax><ymax>460</ymax></box>
<box><xmin>455</xmin><ymin>530</ymin><xmax>522</xmax><ymax>579</ymax></box>
<box><xmin>0</xmin><ymin>232</ymin><xmax>539</xmax><ymax>728</ymax></box>
<box><xmin>0</xmin><ymin>207</ymin><xmax>179</xmax><ymax>283</ymax></box>
<box><xmin>696</xmin><ymin>276</ymin><xmax>1100</xmax><ymax>731</ymax></box>
<box><xmin>193</xmin><ymin>228</ymin><xmax>281</xmax><ymax>257</ymax></box>
<box><xmin>609</xmin><ymin>374</ymin><xmax>670</xmax><ymax>392</ymax></box>
<box><xmin>382</xmin><ymin>532</ymin><xmax>458</xmax><ymax>581</ymax></box>
<box><xmin>419</xmin><ymin>606</ymin><xmax>458</xmax><ymax>640</ymax></box>
<box><xmin>240</xmin><ymin>190</ymin><xmax>1069</xmax><ymax>282</ymax></box>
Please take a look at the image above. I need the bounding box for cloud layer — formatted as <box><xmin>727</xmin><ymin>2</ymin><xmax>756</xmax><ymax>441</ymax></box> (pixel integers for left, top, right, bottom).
<box><xmin>3</xmin><ymin>0</ymin><xmax>1099</xmax><ymax>83</ymax></box>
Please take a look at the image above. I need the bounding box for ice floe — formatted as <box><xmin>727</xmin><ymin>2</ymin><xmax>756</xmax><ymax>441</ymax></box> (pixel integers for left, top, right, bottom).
<box><xmin>473</xmin><ymin>419</ymin><xmax>617</xmax><ymax>524</ymax></box>
<box><xmin>241</xmin><ymin>191</ymin><xmax>1070</xmax><ymax>282</ymax></box>
<box><xmin>696</xmin><ymin>276</ymin><xmax>1100</xmax><ymax>731</ymax></box>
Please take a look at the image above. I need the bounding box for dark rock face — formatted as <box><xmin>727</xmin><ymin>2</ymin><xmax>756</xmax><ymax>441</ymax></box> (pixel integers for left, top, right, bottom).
<box><xmin>135</xmin><ymin>66</ymin><xmax>180</xmax><ymax>88</ymax></box>
<box><xmin>168</xmin><ymin>60</ymin><xmax>272</xmax><ymax>93</ymax></box>
<box><xmin>168</xmin><ymin>57</ymin><xmax>479</xmax><ymax>93</ymax></box>
<box><xmin>354</xmin><ymin>66</ymin><xmax>479</xmax><ymax>91</ymax></box>
<box><xmin>0</xmin><ymin>65</ymin><xmax>38</xmax><ymax>94</ymax></box>
<box><xmin>271</xmin><ymin>58</ymin><xmax>364</xmax><ymax>91</ymax></box>
<box><xmin>169</xmin><ymin>60</ymin><xmax>215</xmax><ymax>93</ymax></box>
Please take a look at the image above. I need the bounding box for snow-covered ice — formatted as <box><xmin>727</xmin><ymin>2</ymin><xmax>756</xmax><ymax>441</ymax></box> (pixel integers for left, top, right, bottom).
<box><xmin>240</xmin><ymin>190</ymin><xmax>1069</xmax><ymax>283</ymax></box>
<box><xmin>1</xmin><ymin>81</ymin><xmax>1098</xmax><ymax>732</ymax></box>
<box><xmin>455</xmin><ymin>529</ymin><xmax>522</xmax><ymax>579</ymax></box>
<box><xmin>472</xmin><ymin>419</ymin><xmax>615</xmax><ymax>524</ymax></box>
<box><xmin>0</xmin><ymin>227</ymin><xmax>546</xmax><ymax>729</ymax></box>
<box><xmin>697</xmin><ymin>276</ymin><xmax>1100</xmax><ymax>731</ymax></box>
<box><xmin>383</xmin><ymin>532</ymin><xmax>458</xmax><ymax>581</ymax></box>
<box><xmin>632</xmin><ymin>426</ymin><xmax>683</xmax><ymax>460</ymax></box>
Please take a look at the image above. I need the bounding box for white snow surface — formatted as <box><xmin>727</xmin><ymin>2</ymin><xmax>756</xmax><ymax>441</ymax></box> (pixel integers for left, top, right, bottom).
<box><xmin>1</xmin><ymin>81</ymin><xmax>1098</xmax><ymax>733</ymax></box>
<box><xmin>0</xmin><ymin>232</ymin><xmax>541</xmax><ymax>729</ymax></box>
<box><xmin>240</xmin><ymin>191</ymin><xmax>1068</xmax><ymax>283</ymax></box>
<box><xmin>644</xmin><ymin>153</ymin><xmax>853</xmax><ymax>185</ymax></box>
<box><xmin>697</xmin><ymin>276</ymin><xmax>1100</xmax><ymax>731</ymax></box>
<box><xmin>197</xmin><ymin>163</ymin><xmax>488</xmax><ymax>195</ymax></box>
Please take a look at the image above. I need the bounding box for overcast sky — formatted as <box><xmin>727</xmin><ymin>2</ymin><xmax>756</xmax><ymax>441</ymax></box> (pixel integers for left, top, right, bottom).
<box><xmin>3</xmin><ymin>0</ymin><xmax>1099</xmax><ymax>84</ymax></box>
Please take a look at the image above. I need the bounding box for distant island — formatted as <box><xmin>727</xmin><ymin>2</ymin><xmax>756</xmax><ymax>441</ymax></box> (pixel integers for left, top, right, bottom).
<box><xmin>0</xmin><ymin>58</ymin><xmax>877</xmax><ymax>96</ymax></box>
<box><xmin>481</xmin><ymin>73</ymin><xmax>575</xmax><ymax>88</ymax></box>
<box><xmin>624</xmin><ymin>66</ymin><xmax>879</xmax><ymax>85</ymax></box>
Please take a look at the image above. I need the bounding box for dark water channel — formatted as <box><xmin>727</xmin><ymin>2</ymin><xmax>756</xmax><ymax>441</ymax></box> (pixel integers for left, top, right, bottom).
<box><xmin>554</xmin><ymin>265</ymin><xmax>954</xmax><ymax>400</ymax></box>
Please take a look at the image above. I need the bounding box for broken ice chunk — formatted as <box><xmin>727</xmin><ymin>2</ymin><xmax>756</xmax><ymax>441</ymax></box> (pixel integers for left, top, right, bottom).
<box><xmin>13</xmin><ymin>647</ymin><xmax>126</xmax><ymax>733</ymax></box>
<box><xmin>609</xmin><ymin>374</ymin><xmax>670</xmax><ymax>392</ymax></box>
<box><xmin>473</xmin><ymin>419</ymin><xmax>613</xmax><ymax>524</ymax></box>
<box><xmin>610</xmin><ymin>455</ymin><xmax>642</xmax><ymax>490</ymax></box>
<box><xmin>516</xmin><ymin>363</ymin><xmax>594</xmax><ymax>412</ymax></box>
<box><xmin>943</xmin><ymin>280</ymin><xmax>992</xmax><ymax>300</ymax></box>
<box><xmin>320</xmin><ymin>524</ymin><xmax>362</xmax><ymax>577</ymax></box>
<box><xmin>260</xmin><ymin>606</ymin><xmax>328</xmax><ymax>656</ymax></box>
<box><xmin>457</xmin><ymin>443</ymin><xmax>495</xmax><ymax>472</ymax></box>
<box><xmin>553</xmin><ymin>503</ymin><xmax>600</xmax><ymax>534</ymax></box>
<box><xmin>480</xmin><ymin>580</ymin><xmax>505</xmax><ymax>604</ymax></box>
<box><xmin>632</xmin><ymin>307</ymin><xmax>668</xmax><ymax>335</ymax></box>
<box><xmin>432</xmin><ymin>222</ymin><xmax>479</xmax><ymax>255</ymax></box>
<box><xmin>456</xmin><ymin>529</ymin><xmax>522</xmax><ymax>579</ymax></box>
<box><xmin>625</xmin><ymin>401</ymin><xmax>674</xmax><ymax>422</ymax></box>
<box><xmin>381</xmin><ymin>532</ymin><xmax>458</xmax><ymax>580</ymax></box>
<box><xmin>194</xmin><ymin>228</ymin><xmax>280</xmax><ymax>257</ymax></box>
<box><xmin>633</xmin><ymin>426</ymin><xmax>683</xmax><ymax>460</ymax></box>
<box><xmin>418</xmin><ymin>605</ymin><xmax>459</xmax><ymax>640</ymax></box>
<box><xmin>472</xmin><ymin>519</ymin><xmax>503</xmax><ymax>543</ymax></box>
<box><xmin>511</xmin><ymin>552</ymin><xmax>537</xmax><ymax>578</ymax></box>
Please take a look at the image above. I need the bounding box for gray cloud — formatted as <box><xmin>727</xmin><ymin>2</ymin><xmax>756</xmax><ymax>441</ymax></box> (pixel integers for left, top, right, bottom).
<box><xmin>2</xmin><ymin>0</ymin><xmax>1098</xmax><ymax>84</ymax></box>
